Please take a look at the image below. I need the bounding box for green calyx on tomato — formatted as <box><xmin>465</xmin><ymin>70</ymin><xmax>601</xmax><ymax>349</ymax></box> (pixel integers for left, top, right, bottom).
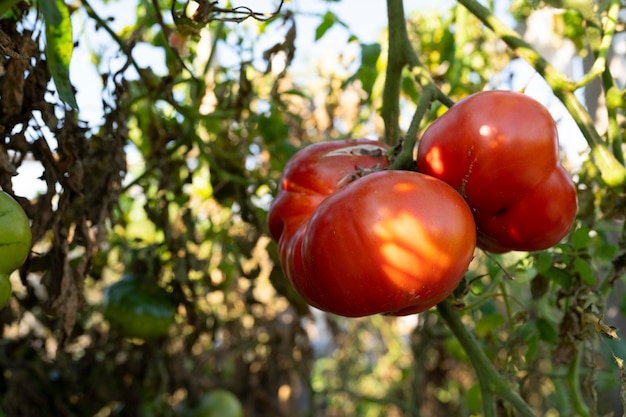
<box><xmin>268</xmin><ymin>140</ymin><xmax>476</xmax><ymax>317</ymax></box>
<box><xmin>102</xmin><ymin>261</ymin><xmax>176</xmax><ymax>340</ymax></box>
<box><xmin>0</xmin><ymin>191</ymin><xmax>32</xmax><ymax>309</ymax></box>
<box><xmin>416</xmin><ymin>90</ymin><xmax>577</xmax><ymax>253</ymax></box>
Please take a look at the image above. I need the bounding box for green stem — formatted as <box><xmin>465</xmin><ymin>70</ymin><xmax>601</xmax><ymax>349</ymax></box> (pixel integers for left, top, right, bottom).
<box><xmin>456</xmin><ymin>0</ymin><xmax>572</xmax><ymax>91</ymax></box>
<box><xmin>396</xmin><ymin>11</ymin><xmax>453</xmax><ymax>108</ymax></box>
<box><xmin>596</xmin><ymin>2</ymin><xmax>625</xmax><ymax>165</ymax></box>
<box><xmin>574</xmin><ymin>0</ymin><xmax>620</xmax><ymax>89</ymax></box>
<box><xmin>456</xmin><ymin>0</ymin><xmax>626</xmax><ymax>187</ymax></box>
<box><xmin>389</xmin><ymin>83</ymin><xmax>436</xmax><ymax>170</ymax></box>
<box><xmin>437</xmin><ymin>300</ymin><xmax>539</xmax><ymax>417</ymax></box>
<box><xmin>382</xmin><ymin>0</ymin><xmax>408</xmax><ymax>146</ymax></box>
<box><xmin>577</xmin><ymin>0</ymin><xmax>624</xmax><ymax>164</ymax></box>
<box><xmin>498</xmin><ymin>279</ymin><xmax>515</xmax><ymax>335</ymax></box>
<box><xmin>603</xmin><ymin>70</ymin><xmax>624</xmax><ymax>164</ymax></box>
<box><xmin>559</xmin><ymin>91</ymin><xmax>626</xmax><ymax>186</ymax></box>
<box><xmin>567</xmin><ymin>347</ymin><xmax>591</xmax><ymax>417</ymax></box>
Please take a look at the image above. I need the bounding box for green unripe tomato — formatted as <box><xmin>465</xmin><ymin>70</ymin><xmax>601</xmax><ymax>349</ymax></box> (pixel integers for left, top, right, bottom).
<box><xmin>189</xmin><ymin>390</ymin><xmax>243</xmax><ymax>417</ymax></box>
<box><xmin>0</xmin><ymin>191</ymin><xmax>31</xmax><ymax>309</ymax></box>
<box><xmin>102</xmin><ymin>274</ymin><xmax>176</xmax><ymax>339</ymax></box>
<box><xmin>0</xmin><ymin>191</ymin><xmax>31</xmax><ymax>275</ymax></box>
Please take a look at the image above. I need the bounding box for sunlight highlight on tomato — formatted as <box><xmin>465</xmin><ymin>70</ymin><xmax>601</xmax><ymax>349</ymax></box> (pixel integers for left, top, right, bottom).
<box><xmin>269</xmin><ymin>155</ymin><xmax>477</xmax><ymax>317</ymax></box>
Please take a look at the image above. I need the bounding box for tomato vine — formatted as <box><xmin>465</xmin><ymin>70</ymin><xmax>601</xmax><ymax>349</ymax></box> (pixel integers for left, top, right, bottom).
<box><xmin>381</xmin><ymin>0</ymin><xmax>626</xmax><ymax>415</ymax></box>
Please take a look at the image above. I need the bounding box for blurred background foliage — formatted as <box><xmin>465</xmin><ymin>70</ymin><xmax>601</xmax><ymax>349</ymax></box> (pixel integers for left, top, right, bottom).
<box><xmin>0</xmin><ymin>0</ymin><xmax>625</xmax><ymax>416</ymax></box>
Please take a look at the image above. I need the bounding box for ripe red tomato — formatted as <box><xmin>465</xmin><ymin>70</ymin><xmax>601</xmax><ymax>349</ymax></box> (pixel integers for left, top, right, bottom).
<box><xmin>267</xmin><ymin>139</ymin><xmax>391</xmax><ymax>251</ymax></box>
<box><xmin>416</xmin><ymin>90</ymin><xmax>577</xmax><ymax>253</ymax></box>
<box><xmin>269</xmin><ymin>145</ymin><xmax>477</xmax><ymax>316</ymax></box>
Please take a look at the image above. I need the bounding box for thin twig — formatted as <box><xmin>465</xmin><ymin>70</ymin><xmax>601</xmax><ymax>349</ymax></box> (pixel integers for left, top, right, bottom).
<box><xmin>175</xmin><ymin>0</ymin><xmax>285</xmax><ymax>24</ymax></box>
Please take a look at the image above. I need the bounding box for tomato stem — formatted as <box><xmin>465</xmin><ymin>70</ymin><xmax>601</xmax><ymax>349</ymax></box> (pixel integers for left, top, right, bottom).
<box><xmin>388</xmin><ymin>83</ymin><xmax>436</xmax><ymax>170</ymax></box>
<box><xmin>436</xmin><ymin>300</ymin><xmax>539</xmax><ymax>417</ymax></box>
<box><xmin>382</xmin><ymin>0</ymin><xmax>409</xmax><ymax>146</ymax></box>
<box><xmin>382</xmin><ymin>0</ymin><xmax>452</xmax><ymax>149</ymax></box>
<box><xmin>567</xmin><ymin>347</ymin><xmax>592</xmax><ymax>417</ymax></box>
<box><xmin>573</xmin><ymin>0</ymin><xmax>620</xmax><ymax>91</ymax></box>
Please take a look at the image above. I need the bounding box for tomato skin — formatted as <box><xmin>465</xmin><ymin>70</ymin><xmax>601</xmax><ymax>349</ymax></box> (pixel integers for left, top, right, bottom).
<box><xmin>416</xmin><ymin>90</ymin><xmax>577</xmax><ymax>252</ymax></box>
<box><xmin>280</xmin><ymin>170</ymin><xmax>476</xmax><ymax>317</ymax></box>
<box><xmin>267</xmin><ymin>139</ymin><xmax>391</xmax><ymax>247</ymax></box>
<box><xmin>477</xmin><ymin>166</ymin><xmax>577</xmax><ymax>253</ymax></box>
<box><xmin>0</xmin><ymin>274</ymin><xmax>11</xmax><ymax>310</ymax></box>
<box><xmin>267</xmin><ymin>139</ymin><xmax>392</xmax><ymax>312</ymax></box>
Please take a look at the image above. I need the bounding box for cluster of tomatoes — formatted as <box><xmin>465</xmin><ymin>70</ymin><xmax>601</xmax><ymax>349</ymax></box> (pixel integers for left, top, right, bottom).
<box><xmin>267</xmin><ymin>91</ymin><xmax>578</xmax><ymax>318</ymax></box>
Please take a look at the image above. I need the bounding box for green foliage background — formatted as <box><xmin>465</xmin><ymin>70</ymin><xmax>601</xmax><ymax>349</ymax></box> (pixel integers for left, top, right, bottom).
<box><xmin>0</xmin><ymin>0</ymin><xmax>625</xmax><ymax>416</ymax></box>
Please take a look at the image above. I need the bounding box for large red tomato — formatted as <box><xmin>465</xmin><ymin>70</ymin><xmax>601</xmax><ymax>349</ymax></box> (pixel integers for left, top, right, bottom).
<box><xmin>298</xmin><ymin>171</ymin><xmax>476</xmax><ymax>316</ymax></box>
<box><xmin>269</xmin><ymin>141</ymin><xmax>476</xmax><ymax>317</ymax></box>
<box><xmin>416</xmin><ymin>90</ymin><xmax>577</xmax><ymax>253</ymax></box>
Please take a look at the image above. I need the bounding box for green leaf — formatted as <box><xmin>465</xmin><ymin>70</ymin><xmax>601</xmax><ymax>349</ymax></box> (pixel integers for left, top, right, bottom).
<box><xmin>356</xmin><ymin>43</ymin><xmax>381</xmax><ymax>96</ymax></box>
<box><xmin>560</xmin><ymin>9</ymin><xmax>585</xmax><ymax>49</ymax></box>
<box><xmin>464</xmin><ymin>382</ymin><xmax>483</xmax><ymax>413</ymax></box>
<box><xmin>592</xmin><ymin>239</ymin><xmax>617</xmax><ymax>260</ymax></box>
<box><xmin>360</xmin><ymin>42</ymin><xmax>381</xmax><ymax>67</ymax></box>
<box><xmin>536</xmin><ymin>317</ymin><xmax>558</xmax><ymax>344</ymax></box>
<box><xmin>535</xmin><ymin>251</ymin><xmax>553</xmax><ymax>274</ymax></box>
<box><xmin>257</xmin><ymin>108</ymin><xmax>289</xmax><ymax>143</ymax></box>
<box><xmin>525</xmin><ymin>332</ymin><xmax>538</xmax><ymax>362</ymax></box>
<box><xmin>574</xmin><ymin>257</ymin><xmax>595</xmax><ymax>286</ymax></box>
<box><xmin>545</xmin><ymin>265</ymin><xmax>574</xmax><ymax>289</ymax></box>
<box><xmin>315</xmin><ymin>11</ymin><xmax>338</xmax><ymax>40</ymax></box>
<box><xmin>401</xmin><ymin>68</ymin><xmax>420</xmax><ymax>103</ymax></box>
<box><xmin>475</xmin><ymin>313</ymin><xmax>504</xmax><ymax>338</ymax></box>
<box><xmin>0</xmin><ymin>0</ymin><xmax>21</xmax><ymax>17</ymax></box>
<box><xmin>41</xmin><ymin>0</ymin><xmax>78</xmax><ymax>110</ymax></box>
<box><xmin>571</xmin><ymin>223</ymin><xmax>590</xmax><ymax>250</ymax></box>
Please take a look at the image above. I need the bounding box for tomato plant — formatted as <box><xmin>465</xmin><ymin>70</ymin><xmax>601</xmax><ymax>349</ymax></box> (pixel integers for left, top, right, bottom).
<box><xmin>0</xmin><ymin>191</ymin><xmax>32</xmax><ymax>308</ymax></box>
<box><xmin>416</xmin><ymin>90</ymin><xmax>577</xmax><ymax>253</ymax></box>
<box><xmin>102</xmin><ymin>273</ymin><xmax>176</xmax><ymax>340</ymax></box>
<box><xmin>269</xmin><ymin>145</ymin><xmax>477</xmax><ymax>317</ymax></box>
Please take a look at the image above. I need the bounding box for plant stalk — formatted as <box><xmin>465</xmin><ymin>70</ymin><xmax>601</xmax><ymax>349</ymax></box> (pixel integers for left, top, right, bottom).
<box><xmin>382</xmin><ymin>0</ymin><xmax>408</xmax><ymax>146</ymax></box>
<box><xmin>437</xmin><ymin>300</ymin><xmax>539</xmax><ymax>417</ymax></box>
